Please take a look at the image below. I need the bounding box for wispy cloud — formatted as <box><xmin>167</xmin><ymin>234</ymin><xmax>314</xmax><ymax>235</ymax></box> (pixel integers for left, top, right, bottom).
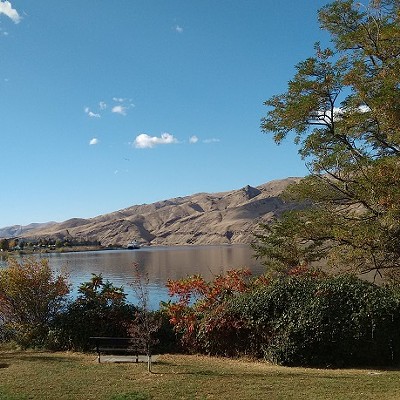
<box><xmin>111</xmin><ymin>97</ymin><xmax>135</xmax><ymax>116</ymax></box>
<box><xmin>203</xmin><ymin>138</ymin><xmax>220</xmax><ymax>144</ymax></box>
<box><xmin>89</xmin><ymin>138</ymin><xmax>99</xmax><ymax>145</ymax></box>
<box><xmin>189</xmin><ymin>135</ymin><xmax>198</xmax><ymax>144</ymax></box>
<box><xmin>84</xmin><ymin>97</ymin><xmax>134</xmax><ymax>118</ymax></box>
<box><xmin>84</xmin><ymin>107</ymin><xmax>101</xmax><ymax>118</ymax></box>
<box><xmin>134</xmin><ymin>132</ymin><xmax>178</xmax><ymax>149</ymax></box>
<box><xmin>88</xmin><ymin>111</ymin><xmax>100</xmax><ymax>118</ymax></box>
<box><xmin>0</xmin><ymin>1</ymin><xmax>21</xmax><ymax>24</ymax></box>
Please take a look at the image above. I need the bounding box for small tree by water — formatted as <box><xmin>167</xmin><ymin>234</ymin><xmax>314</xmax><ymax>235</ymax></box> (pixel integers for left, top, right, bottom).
<box><xmin>53</xmin><ymin>274</ymin><xmax>136</xmax><ymax>351</ymax></box>
<box><xmin>0</xmin><ymin>258</ymin><xmax>70</xmax><ymax>347</ymax></box>
<box><xmin>129</xmin><ymin>263</ymin><xmax>161</xmax><ymax>373</ymax></box>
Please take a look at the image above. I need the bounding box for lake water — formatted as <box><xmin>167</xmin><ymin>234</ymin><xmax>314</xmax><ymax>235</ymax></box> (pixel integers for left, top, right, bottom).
<box><xmin>1</xmin><ymin>245</ymin><xmax>264</xmax><ymax>309</ymax></box>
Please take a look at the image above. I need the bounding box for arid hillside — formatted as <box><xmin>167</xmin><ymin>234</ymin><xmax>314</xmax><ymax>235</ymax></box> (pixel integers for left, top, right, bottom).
<box><xmin>1</xmin><ymin>178</ymin><xmax>301</xmax><ymax>246</ymax></box>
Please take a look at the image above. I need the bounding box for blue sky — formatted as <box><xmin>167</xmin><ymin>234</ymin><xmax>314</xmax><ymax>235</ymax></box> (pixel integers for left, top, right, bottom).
<box><xmin>0</xmin><ymin>0</ymin><xmax>330</xmax><ymax>227</ymax></box>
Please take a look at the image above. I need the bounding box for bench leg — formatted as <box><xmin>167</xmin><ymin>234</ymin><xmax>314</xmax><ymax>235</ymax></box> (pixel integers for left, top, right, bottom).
<box><xmin>97</xmin><ymin>349</ymin><xmax>101</xmax><ymax>363</ymax></box>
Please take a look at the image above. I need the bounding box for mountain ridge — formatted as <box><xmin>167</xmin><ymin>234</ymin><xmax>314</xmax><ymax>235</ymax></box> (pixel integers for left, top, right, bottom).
<box><xmin>0</xmin><ymin>177</ymin><xmax>302</xmax><ymax>246</ymax></box>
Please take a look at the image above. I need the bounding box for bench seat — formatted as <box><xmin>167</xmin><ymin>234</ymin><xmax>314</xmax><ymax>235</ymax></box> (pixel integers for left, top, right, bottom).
<box><xmin>90</xmin><ymin>336</ymin><xmax>145</xmax><ymax>363</ymax></box>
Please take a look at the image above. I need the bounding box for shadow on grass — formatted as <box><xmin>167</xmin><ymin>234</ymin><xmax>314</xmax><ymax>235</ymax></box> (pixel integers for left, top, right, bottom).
<box><xmin>150</xmin><ymin>360</ymin><xmax>400</xmax><ymax>379</ymax></box>
<box><xmin>2</xmin><ymin>351</ymin><xmax>400</xmax><ymax>376</ymax></box>
<box><xmin>150</xmin><ymin>361</ymin><xmax>268</xmax><ymax>377</ymax></box>
<box><xmin>0</xmin><ymin>351</ymin><xmax>73</xmax><ymax>364</ymax></box>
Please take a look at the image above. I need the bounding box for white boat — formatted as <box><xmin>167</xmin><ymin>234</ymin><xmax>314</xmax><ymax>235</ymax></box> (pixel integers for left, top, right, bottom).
<box><xmin>126</xmin><ymin>240</ymin><xmax>141</xmax><ymax>249</ymax></box>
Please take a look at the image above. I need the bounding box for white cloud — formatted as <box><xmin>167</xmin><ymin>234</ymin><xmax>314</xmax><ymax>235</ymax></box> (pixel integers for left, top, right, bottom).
<box><xmin>84</xmin><ymin>97</ymin><xmax>134</xmax><ymax>118</ymax></box>
<box><xmin>0</xmin><ymin>1</ymin><xmax>21</xmax><ymax>24</ymax></box>
<box><xmin>112</xmin><ymin>105</ymin><xmax>127</xmax><ymax>116</ymax></box>
<box><xmin>134</xmin><ymin>132</ymin><xmax>178</xmax><ymax>149</ymax></box>
<box><xmin>358</xmin><ymin>105</ymin><xmax>371</xmax><ymax>113</ymax></box>
<box><xmin>175</xmin><ymin>25</ymin><xmax>183</xmax><ymax>33</ymax></box>
<box><xmin>189</xmin><ymin>135</ymin><xmax>198</xmax><ymax>144</ymax></box>
<box><xmin>314</xmin><ymin>105</ymin><xmax>371</xmax><ymax>123</ymax></box>
<box><xmin>111</xmin><ymin>98</ymin><xmax>135</xmax><ymax>115</ymax></box>
<box><xmin>89</xmin><ymin>138</ymin><xmax>99</xmax><ymax>145</ymax></box>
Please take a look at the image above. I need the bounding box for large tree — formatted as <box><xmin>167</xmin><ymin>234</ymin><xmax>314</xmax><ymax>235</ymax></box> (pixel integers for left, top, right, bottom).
<box><xmin>256</xmin><ymin>0</ymin><xmax>400</xmax><ymax>278</ymax></box>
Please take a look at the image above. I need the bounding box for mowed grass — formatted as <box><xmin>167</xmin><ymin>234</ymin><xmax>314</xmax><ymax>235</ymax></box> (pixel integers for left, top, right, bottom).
<box><xmin>0</xmin><ymin>351</ymin><xmax>399</xmax><ymax>400</ymax></box>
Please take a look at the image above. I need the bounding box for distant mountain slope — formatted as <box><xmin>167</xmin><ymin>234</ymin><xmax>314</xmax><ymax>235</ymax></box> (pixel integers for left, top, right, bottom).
<box><xmin>0</xmin><ymin>222</ymin><xmax>57</xmax><ymax>239</ymax></box>
<box><xmin>4</xmin><ymin>178</ymin><xmax>302</xmax><ymax>246</ymax></box>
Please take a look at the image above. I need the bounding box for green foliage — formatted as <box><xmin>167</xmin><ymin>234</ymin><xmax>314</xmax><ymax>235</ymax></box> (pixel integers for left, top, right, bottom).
<box><xmin>229</xmin><ymin>274</ymin><xmax>400</xmax><ymax>367</ymax></box>
<box><xmin>0</xmin><ymin>258</ymin><xmax>70</xmax><ymax>347</ymax></box>
<box><xmin>52</xmin><ymin>274</ymin><xmax>136</xmax><ymax>351</ymax></box>
<box><xmin>0</xmin><ymin>239</ymin><xmax>9</xmax><ymax>252</ymax></box>
<box><xmin>165</xmin><ymin>268</ymin><xmax>400</xmax><ymax>367</ymax></box>
<box><xmin>150</xmin><ymin>310</ymin><xmax>179</xmax><ymax>354</ymax></box>
<box><xmin>258</xmin><ymin>0</ymin><xmax>400</xmax><ymax>276</ymax></box>
<box><xmin>253</xmin><ymin>209</ymin><xmax>329</xmax><ymax>272</ymax></box>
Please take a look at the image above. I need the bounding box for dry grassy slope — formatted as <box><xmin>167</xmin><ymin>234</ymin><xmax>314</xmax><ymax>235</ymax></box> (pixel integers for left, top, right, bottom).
<box><xmin>18</xmin><ymin>177</ymin><xmax>302</xmax><ymax>246</ymax></box>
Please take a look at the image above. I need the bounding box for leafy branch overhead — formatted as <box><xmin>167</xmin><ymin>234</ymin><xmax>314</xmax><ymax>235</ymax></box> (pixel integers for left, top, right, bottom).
<box><xmin>257</xmin><ymin>0</ymin><xmax>400</xmax><ymax>276</ymax></box>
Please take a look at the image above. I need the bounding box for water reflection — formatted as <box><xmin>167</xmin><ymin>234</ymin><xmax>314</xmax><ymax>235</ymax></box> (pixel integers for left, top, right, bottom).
<box><xmin>1</xmin><ymin>245</ymin><xmax>263</xmax><ymax>309</ymax></box>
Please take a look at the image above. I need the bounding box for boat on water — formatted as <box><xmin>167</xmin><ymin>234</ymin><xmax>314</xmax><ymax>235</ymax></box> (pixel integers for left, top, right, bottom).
<box><xmin>126</xmin><ymin>240</ymin><xmax>141</xmax><ymax>249</ymax></box>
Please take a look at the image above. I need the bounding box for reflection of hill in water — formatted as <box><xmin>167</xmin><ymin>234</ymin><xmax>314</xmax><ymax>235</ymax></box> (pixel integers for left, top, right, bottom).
<box><xmin>133</xmin><ymin>245</ymin><xmax>261</xmax><ymax>282</ymax></box>
<box><xmin>46</xmin><ymin>245</ymin><xmax>262</xmax><ymax>283</ymax></box>
<box><xmin>44</xmin><ymin>246</ymin><xmax>263</xmax><ymax>308</ymax></box>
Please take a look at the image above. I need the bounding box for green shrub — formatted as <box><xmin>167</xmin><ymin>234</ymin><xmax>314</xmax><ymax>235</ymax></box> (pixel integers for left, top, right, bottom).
<box><xmin>229</xmin><ymin>275</ymin><xmax>400</xmax><ymax>367</ymax></box>
<box><xmin>151</xmin><ymin>310</ymin><xmax>180</xmax><ymax>354</ymax></box>
<box><xmin>0</xmin><ymin>258</ymin><xmax>69</xmax><ymax>348</ymax></box>
<box><xmin>165</xmin><ymin>270</ymin><xmax>400</xmax><ymax>366</ymax></box>
<box><xmin>51</xmin><ymin>274</ymin><xmax>136</xmax><ymax>351</ymax></box>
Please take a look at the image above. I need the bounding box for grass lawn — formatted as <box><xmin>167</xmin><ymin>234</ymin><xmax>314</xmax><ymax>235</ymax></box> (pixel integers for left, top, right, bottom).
<box><xmin>0</xmin><ymin>350</ymin><xmax>399</xmax><ymax>400</ymax></box>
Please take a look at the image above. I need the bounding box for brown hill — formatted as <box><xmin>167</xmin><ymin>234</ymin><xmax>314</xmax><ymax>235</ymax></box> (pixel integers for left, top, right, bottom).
<box><xmin>14</xmin><ymin>177</ymin><xmax>301</xmax><ymax>247</ymax></box>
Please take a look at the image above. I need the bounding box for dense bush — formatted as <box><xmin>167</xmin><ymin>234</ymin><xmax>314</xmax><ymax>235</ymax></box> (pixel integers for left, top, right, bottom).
<box><xmin>0</xmin><ymin>258</ymin><xmax>69</xmax><ymax>347</ymax></box>
<box><xmin>230</xmin><ymin>275</ymin><xmax>400</xmax><ymax>366</ymax></box>
<box><xmin>51</xmin><ymin>274</ymin><xmax>137</xmax><ymax>351</ymax></box>
<box><xmin>0</xmin><ymin>260</ymin><xmax>176</xmax><ymax>353</ymax></box>
<box><xmin>3</xmin><ymin>257</ymin><xmax>399</xmax><ymax>367</ymax></box>
<box><xmin>166</xmin><ymin>270</ymin><xmax>400</xmax><ymax>367</ymax></box>
<box><xmin>165</xmin><ymin>269</ymin><xmax>257</xmax><ymax>354</ymax></box>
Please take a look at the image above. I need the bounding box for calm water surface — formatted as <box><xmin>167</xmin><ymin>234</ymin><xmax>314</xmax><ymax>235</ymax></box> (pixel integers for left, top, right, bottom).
<box><xmin>2</xmin><ymin>245</ymin><xmax>263</xmax><ymax>309</ymax></box>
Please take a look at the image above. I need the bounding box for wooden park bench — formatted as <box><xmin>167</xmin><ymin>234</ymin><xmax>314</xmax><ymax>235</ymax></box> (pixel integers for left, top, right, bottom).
<box><xmin>90</xmin><ymin>336</ymin><xmax>146</xmax><ymax>363</ymax></box>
